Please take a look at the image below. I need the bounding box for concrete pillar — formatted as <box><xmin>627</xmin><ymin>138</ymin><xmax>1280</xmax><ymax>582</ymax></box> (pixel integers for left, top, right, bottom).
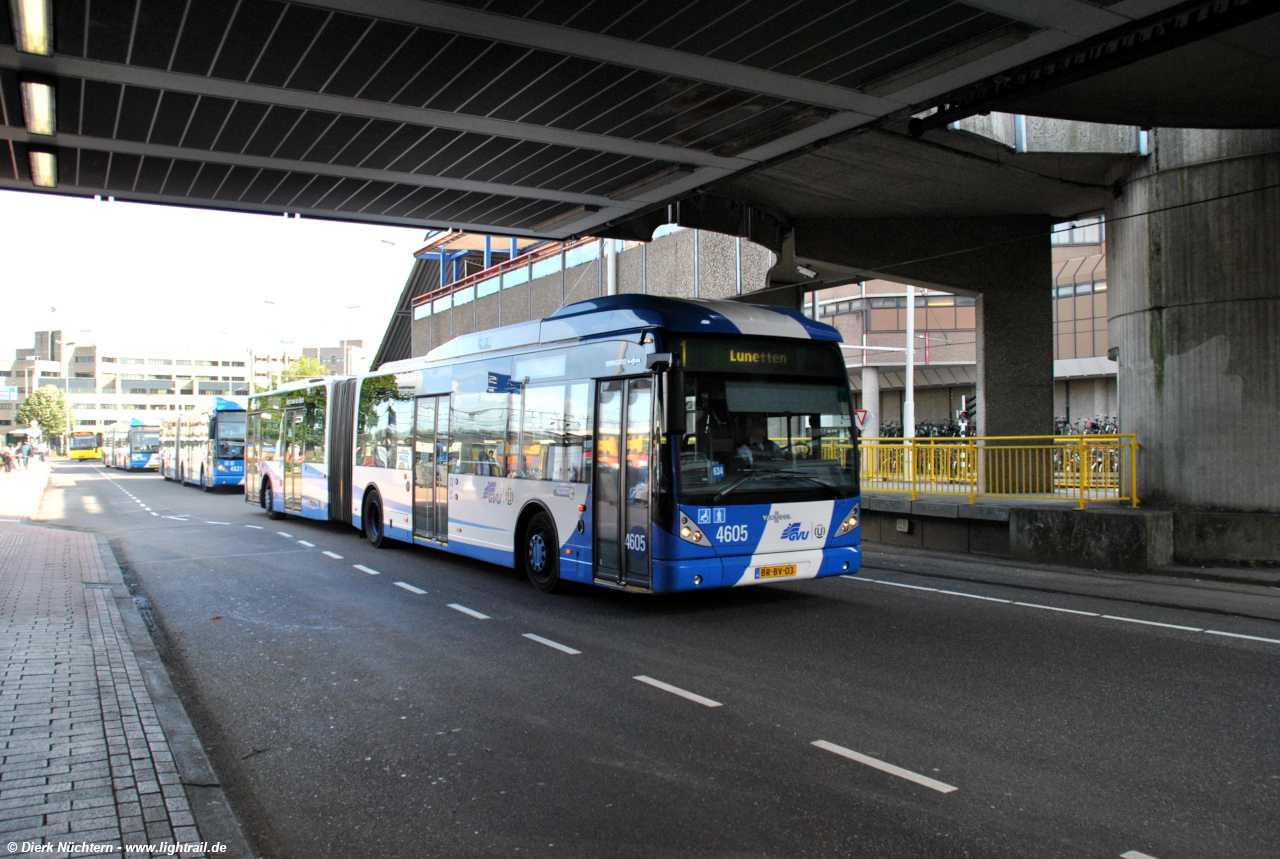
<box><xmin>862</xmin><ymin>366</ymin><xmax>880</xmax><ymax>436</ymax></box>
<box><xmin>1107</xmin><ymin>129</ymin><xmax>1280</xmax><ymax>512</ymax></box>
<box><xmin>974</xmin><ymin>282</ymin><xmax>1054</xmax><ymax>437</ymax></box>
<box><xmin>792</xmin><ymin>216</ymin><xmax>1055</xmax><ymax>438</ymax></box>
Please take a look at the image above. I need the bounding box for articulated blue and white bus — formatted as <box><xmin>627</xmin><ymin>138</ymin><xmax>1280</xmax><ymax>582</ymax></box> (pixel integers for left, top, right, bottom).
<box><xmin>162</xmin><ymin>397</ymin><xmax>246</xmax><ymax>490</ymax></box>
<box><xmin>247</xmin><ymin>296</ymin><xmax>860</xmax><ymax>593</ymax></box>
<box><xmin>102</xmin><ymin>418</ymin><xmax>160</xmax><ymax>470</ymax></box>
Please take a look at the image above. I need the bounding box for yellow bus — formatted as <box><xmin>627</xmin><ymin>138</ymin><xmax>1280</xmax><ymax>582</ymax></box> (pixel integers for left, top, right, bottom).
<box><xmin>68</xmin><ymin>430</ymin><xmax>103</xmax><ymax>460</ymax></box>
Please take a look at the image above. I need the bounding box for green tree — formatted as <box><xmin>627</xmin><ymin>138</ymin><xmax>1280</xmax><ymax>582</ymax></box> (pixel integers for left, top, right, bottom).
<box><xmin>280</xmin><ymin>356</ymin><xmax>327</xmax><ymax>384</ymax></box>
<box><xmin>16</xmin><ymin>385</ymin><xmax>70</xmax><ymax>441</ymax></box>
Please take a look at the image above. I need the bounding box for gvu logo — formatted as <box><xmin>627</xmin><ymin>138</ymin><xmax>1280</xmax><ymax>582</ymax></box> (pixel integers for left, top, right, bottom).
<box><xmin>483</xmin><ymin>481</ymin><xmax>502</xmax><ymax>504</ymax></box>
<box><xmin>780</xmin><ymin>523</ymin><xmax>810</xmax><ymax>541</ymax></box>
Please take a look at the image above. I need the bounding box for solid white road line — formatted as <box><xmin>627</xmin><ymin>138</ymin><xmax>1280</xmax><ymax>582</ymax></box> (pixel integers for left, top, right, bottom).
<box><xmin>938</xmin><ymin>589</ymin><xmax>1010</xmax><ymax>603</ymax></box>
<box><xmin>1013</xmin><ymin>601</ymin><xmax>1099</xmax><ymax>617</ymax></box>
<box><xmin>852</xmin><ymin>574</ymin><xmax>1280</xmax><ymax>647</ymax></box>
<box><xmin>276</xmin><ymin>531</ymin><xmax>292</xmax><ymax>537</ymax></box>
<box><xmin>1101</xmin><ymin>615</ymin><xmax>1202</xmax><ymax>632</ymax></box>
<box><xmin>321</xmin><ymin>550</ymin><xmax>343</xmax><ymax>559</ymax></box>
<box><xmin>1203</xmin><ymin>629</ymin><xmax>1280</xmax><ymax>645</ymax></box>
<box><xmin>353</xmin><ymin>564</ymin><xmax>380</xmax><ymax>575</ymax></box>
<box><xmin>448</xmin><ymin>603</ymin><xmax>490</xmax><ymax>620</ymax></box>
<box><xmin>1121</xmin><ymin>851</ymin><xmax>1161</xmax><ymax>859</ymax></box>
<box><xmin>633</xmin><ymin>676</ymin><xmax>722</xmax><ymax>708</ymax></box>
<box><xmin>297</xmin><ymin>540</ymin><xmax>315</xmax><ymax>547</ymax></box>
<box><xmin>394</xmin><ymin>582</ymin><xmax>428</xmax><ymax>595</ymax></box>
<box><xmin>522</xmin><ymin>633</ymin><xmax>581</xmax><ymax>655</ymax></box>
<box><xmin>812</xmin><ymin>740</ymin><xmax>957</xmax><ymax>794</ymax></box>
<box><xmin>245</xmin><ymin>524</ymin><xmax>263</xmax><ymax>529</ymax></box>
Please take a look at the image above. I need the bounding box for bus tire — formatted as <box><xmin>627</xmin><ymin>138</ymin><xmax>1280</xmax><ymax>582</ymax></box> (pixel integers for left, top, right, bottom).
<box><xmin>178</xmin><ymin>466</ymin><xmax>185</xmax><ymax>485</ymax></box>
<box><xmin>262</xmin><ymin>482</ymin><xmax>285</xmax><ymax>520</ymax></box>
<box><xmin>523</xmin><ymin>511</ymin><xmax>563</xmax><ymax>594</ymax></box>
<box><xmin>363</xmin><ymin>492</ymin><xmax>392</xmax><ymax>549</ymax></box>
<box><xmin>202</xmin><ymin>467</ymin><xmax>214</xmax><ymax>492</ymax></box>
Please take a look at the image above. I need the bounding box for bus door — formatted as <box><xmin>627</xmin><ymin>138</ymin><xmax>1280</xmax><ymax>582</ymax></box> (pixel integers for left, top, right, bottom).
<box><xmin>593</xmin><ymin>377</ymin><xmax>653</xmax><ymax>588</ymax></box>
<box><xmin>412</xmin><ymin>395</ymin><xmax>451</xmax><ymax>542</ymax></box>
<box><xmin>282</xmin><ymin>408</ymin><xmax>304</xmax><ymax>512</ymax></box>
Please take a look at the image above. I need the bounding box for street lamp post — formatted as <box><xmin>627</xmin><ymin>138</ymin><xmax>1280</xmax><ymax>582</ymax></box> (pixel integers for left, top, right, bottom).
<box><xmin>57</xmin><ymin>339</ymin><xmax>76</xmax><ymax>455</ymax></box>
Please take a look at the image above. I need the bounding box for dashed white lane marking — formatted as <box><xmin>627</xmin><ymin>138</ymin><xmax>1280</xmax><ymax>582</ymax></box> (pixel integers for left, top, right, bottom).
<box><xmin>448</xmin><ymin>603</ymin><xmax>490</xmax><ymax>620</ymax></box>
<box><xmin>812</xmin><ymin>740</ymin><xmax>957</xmax><ymax>794</ymax></box>
<box><xmin>1014</xmin><ymin>601</ymin><xmax>1099</xmax><ymax>617</ymax></box>
<box><xmin>1102</xmin><ymin>615</ymin><xmax>1202</xmax><ymax>632</ymax></box>
<box><xmin>849</xmin><ymin>577</ymin><xmax>1280</xmax><ymax>647</ymax></box>
<box><xmin>1204</xmin><ymin>629</ymin><xmax>1280</xmax><ymax>645</ymax></box>
<box><xmin>149</xmin><ymin>512</ymin><xmax>158</xmax><ymax>516</ymax></box>
<box><xmin>1121</xmin><ymin>851</ymin><xmax>1161</xmax><ymax>859</ymax></box>
<box><xmin>276</xmin><ymin>531</ymin><xmax>293</xmax><ymax>538</ymax></box>
<box><xmin>245</xmin><ymin>524</ymin><xmax>263</xmax><ymax>529</ymax></box>
<box><xmin>297</xmin><ymin>540</ymin><xmax>315</xmax><ymax>547</ymax></box>
<box><xmin>206</xmin><ymin>521</ymin><xmax>230</xmax><ymax>525</ymax></box>
<box><xmin>633</xmin><ymin>676</ymin><xmax>722</xmax><ymax>708</ymax></box>
<box><xmin>394</xmin><ymin>582</ymin><xmax>428</xmax><ymax>595</ymax></box>
<box><xmin>522</xmin><ymin>633</ymin><xmax>581</xmax><ymax>655</ymax></box>
<box><xmin>321</xmin><ymin>550</ymin><xmax>343</xmax><ymax>559</ymax></box>
<box><xmin>162</xmin><ymin>516</ymin><xmax>189</xmax><ymax>521</ymax></box>
<box><xmin>353</xmin><ymin>564</ymin><xmax>380</xmax><ymax>575</ymax></box>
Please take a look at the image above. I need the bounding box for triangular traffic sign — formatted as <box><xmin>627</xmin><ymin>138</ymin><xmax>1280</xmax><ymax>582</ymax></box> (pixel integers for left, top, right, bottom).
<box><xmin>854</xmin><ymin>409</ymin><xmax>869</xmax><ymax>432</ymax></box>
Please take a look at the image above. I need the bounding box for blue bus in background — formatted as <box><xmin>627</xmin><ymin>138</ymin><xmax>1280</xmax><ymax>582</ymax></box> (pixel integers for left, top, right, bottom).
<box><xmin>103</xmin><ymin>418</ymin><xmax>160</xmax><ymax>470</ymax></box>
<box><xmin>246</xmin><ymin>296</ymin><xmax>860</xmax><ymax>594</ymax></box>
<box><xmin>163</xmin><ymin>397</ymin><xmax>246</xmax><ymax>490</ymax></box>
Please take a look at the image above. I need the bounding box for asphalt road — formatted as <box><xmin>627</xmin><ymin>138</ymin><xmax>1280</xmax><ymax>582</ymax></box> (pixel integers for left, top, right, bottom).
<box><xmin>38</xmin><ymin>462</ymin><xmax>1280</xmax><ymax>858</ymax></box>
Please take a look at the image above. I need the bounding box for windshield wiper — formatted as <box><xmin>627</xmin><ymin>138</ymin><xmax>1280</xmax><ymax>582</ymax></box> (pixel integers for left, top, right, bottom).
<box><xmin>711</xmin><ymin>472</ymin><xmax>761</xmax><ymax>504</ymax></box>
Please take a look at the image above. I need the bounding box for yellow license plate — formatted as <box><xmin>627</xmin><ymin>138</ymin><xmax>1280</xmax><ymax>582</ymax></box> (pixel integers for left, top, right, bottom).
<box><xmin>755</xmin><ymin>564</ymin><xmax>797</xmax><ymax>579</ymax></box>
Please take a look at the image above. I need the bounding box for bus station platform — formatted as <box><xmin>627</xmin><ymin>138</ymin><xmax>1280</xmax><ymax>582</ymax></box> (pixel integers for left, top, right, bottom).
<box><xmin>860</xmin><ymin>492</ymin><xmax>1280</xmax><ymax>583</ymax></box>
<box><xmin>0</xmin><ymin>466</ymin><xmax>251</xmax><ymax>857</ymax></box>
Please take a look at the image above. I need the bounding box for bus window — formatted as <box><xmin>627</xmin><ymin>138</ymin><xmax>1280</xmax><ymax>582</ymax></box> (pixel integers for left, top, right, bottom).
<box><xmin>518</xmin><ymin>382</ymin><xmax>590</xmax><ymax>482</ymax></box>
<box><xmin>452</xmin><ymin>388</ymin><xmax>512</xmax><ymax>476</ymax></box>
<box><xmin>357</xmin><ymin>375</ymin><xmax>412</xmax><ymax>470</ymax></box>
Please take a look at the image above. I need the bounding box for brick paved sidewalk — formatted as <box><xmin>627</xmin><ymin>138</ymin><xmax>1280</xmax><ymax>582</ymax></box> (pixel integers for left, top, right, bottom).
<box><xmin>0</xmin><ymin>523</ymin><xmax>250</xmax><ymax>858</ymax></box>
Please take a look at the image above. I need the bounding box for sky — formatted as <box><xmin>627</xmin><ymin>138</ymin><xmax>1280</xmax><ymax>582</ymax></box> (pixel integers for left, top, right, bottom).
<box><xmin>0</xmin><ymin>189</ymin><xmax>430</xmax><ymax>358</ymax></box>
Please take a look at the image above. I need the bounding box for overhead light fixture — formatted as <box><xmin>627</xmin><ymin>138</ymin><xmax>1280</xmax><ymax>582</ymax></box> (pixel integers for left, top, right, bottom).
<box><xmin>10</xmin><ymin>0</ymin><xmax>53</xmax><ymax>56</ymax></box>
<box><xmin>27</xmin><ymin>148</ymin><xmax>57</xmax><ymax>188</ymax></box>
<box><xmin>796</xmin><ymin>265</ymin><xmax>818</xmax><ymax>279</ymax></box>
<box><xmin>20</xmin><ymin>80</ymin><xmax>56</xmax><ymax>135</ymax></box>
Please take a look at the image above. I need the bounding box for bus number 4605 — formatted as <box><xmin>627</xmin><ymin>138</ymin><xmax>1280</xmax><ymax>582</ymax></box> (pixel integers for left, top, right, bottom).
<box><xmin>716</xmin><ymin>525</ymin><xmax>749</xmax><ymax>543</ymax></box>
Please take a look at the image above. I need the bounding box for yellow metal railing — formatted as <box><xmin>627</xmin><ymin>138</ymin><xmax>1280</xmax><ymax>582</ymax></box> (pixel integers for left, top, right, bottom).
<box><xmin>853</xmin><ymin>434</ymin><xmax>1139</xmax><ymax>508</ymax></box>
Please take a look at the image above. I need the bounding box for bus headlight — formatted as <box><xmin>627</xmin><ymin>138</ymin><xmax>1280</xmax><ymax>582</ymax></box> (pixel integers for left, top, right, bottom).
<box><xmin>836</xmin><ymin>506</ymin><xmax>860</xmax><ymax>536</ymax></box>
<box><xmin>678</xmin><ymin>512</ymin><xmax>712</xmax><ymax>546</ymax></box>
<box><xmin>215</xmin><ymin>462</ymin><xmax>228</xmax><ymax>472</ymax></box>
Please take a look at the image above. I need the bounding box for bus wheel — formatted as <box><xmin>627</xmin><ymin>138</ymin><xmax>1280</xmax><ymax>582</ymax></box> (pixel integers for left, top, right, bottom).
<box><xmin>263</xmin><ymin>483</ymin><xmax>285</xmax><ymax>520</ymax></box>
<box><xmin>201</xmin><ymin>468</ymin><xmax>214</xmax><ymax>492</ymax></box>
<box><xmin>523</xmin><ymin>512</ymin><xmax>563</xmax><ymax>594</ymax></box>
<box><xmin>364</xmin><ymin>493</ymin><xmax>391</xmax><ymax>549</ymax></box>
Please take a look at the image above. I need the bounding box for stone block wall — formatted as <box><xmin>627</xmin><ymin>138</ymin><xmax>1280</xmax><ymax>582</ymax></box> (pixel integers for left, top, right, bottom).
<box><xmin>410</xmin><ymin>230</ymin><xmax>777</xmax><ymax>357</ymax></box>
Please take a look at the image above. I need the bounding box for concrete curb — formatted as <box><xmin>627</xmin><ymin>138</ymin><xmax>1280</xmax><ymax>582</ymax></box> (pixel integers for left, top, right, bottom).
<box><xmin>94</xmin><ymin>533</ymin><xmax>256</xmax><ymax>859</ymax></box>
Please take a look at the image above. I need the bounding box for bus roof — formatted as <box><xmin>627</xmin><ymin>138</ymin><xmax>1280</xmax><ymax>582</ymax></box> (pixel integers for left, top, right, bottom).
<box><xmin>212</xmin><ymin>396</ymin><xmax>247</xmax><ymax>411</ymax></box>
<box><xmin>387</xmin><ymin>295</ymin><xmax>840</xmax><ymax>370</ymax></box>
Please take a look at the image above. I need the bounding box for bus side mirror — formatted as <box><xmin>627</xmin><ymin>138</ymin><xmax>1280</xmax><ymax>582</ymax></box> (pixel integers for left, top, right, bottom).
<box><xmin>667</xmin><ymin>368</ymin><xmax>686</xmax><ymax>437</ymax></box>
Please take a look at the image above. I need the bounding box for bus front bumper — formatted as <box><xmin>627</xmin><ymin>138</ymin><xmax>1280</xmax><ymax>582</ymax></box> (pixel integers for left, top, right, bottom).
<box><xmin>650</xmin><ymin>546</ymin><xmax>860</xmax><ymax>593</ymax></box>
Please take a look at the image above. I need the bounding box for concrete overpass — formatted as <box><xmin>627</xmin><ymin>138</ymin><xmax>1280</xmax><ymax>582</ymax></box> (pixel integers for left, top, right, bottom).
<box><xmin>2</xmin><ymin>0</ymin><xmax>1278</xmax><ymax>551</ymax></box>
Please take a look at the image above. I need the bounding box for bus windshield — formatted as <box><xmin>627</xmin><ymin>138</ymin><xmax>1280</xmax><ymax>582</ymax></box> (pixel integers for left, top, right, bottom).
<box><xmin>675</xmin><ymin>373</ymin><xmax>857</xmax><ymax>504</ymax></box>
<box><xmin>131</xmin><ymin>431</ymin><xmax>160</xmax><ymax>453</ymax></box>
<box><xmin>217</xmin><ymin>417</ymin><xmax>246</xmax><ymax>460</ymax></box>
<box><xmin>70</xmin><ymin>434</ymin><xmax>99</xmax><ymax>450</ymax></box>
